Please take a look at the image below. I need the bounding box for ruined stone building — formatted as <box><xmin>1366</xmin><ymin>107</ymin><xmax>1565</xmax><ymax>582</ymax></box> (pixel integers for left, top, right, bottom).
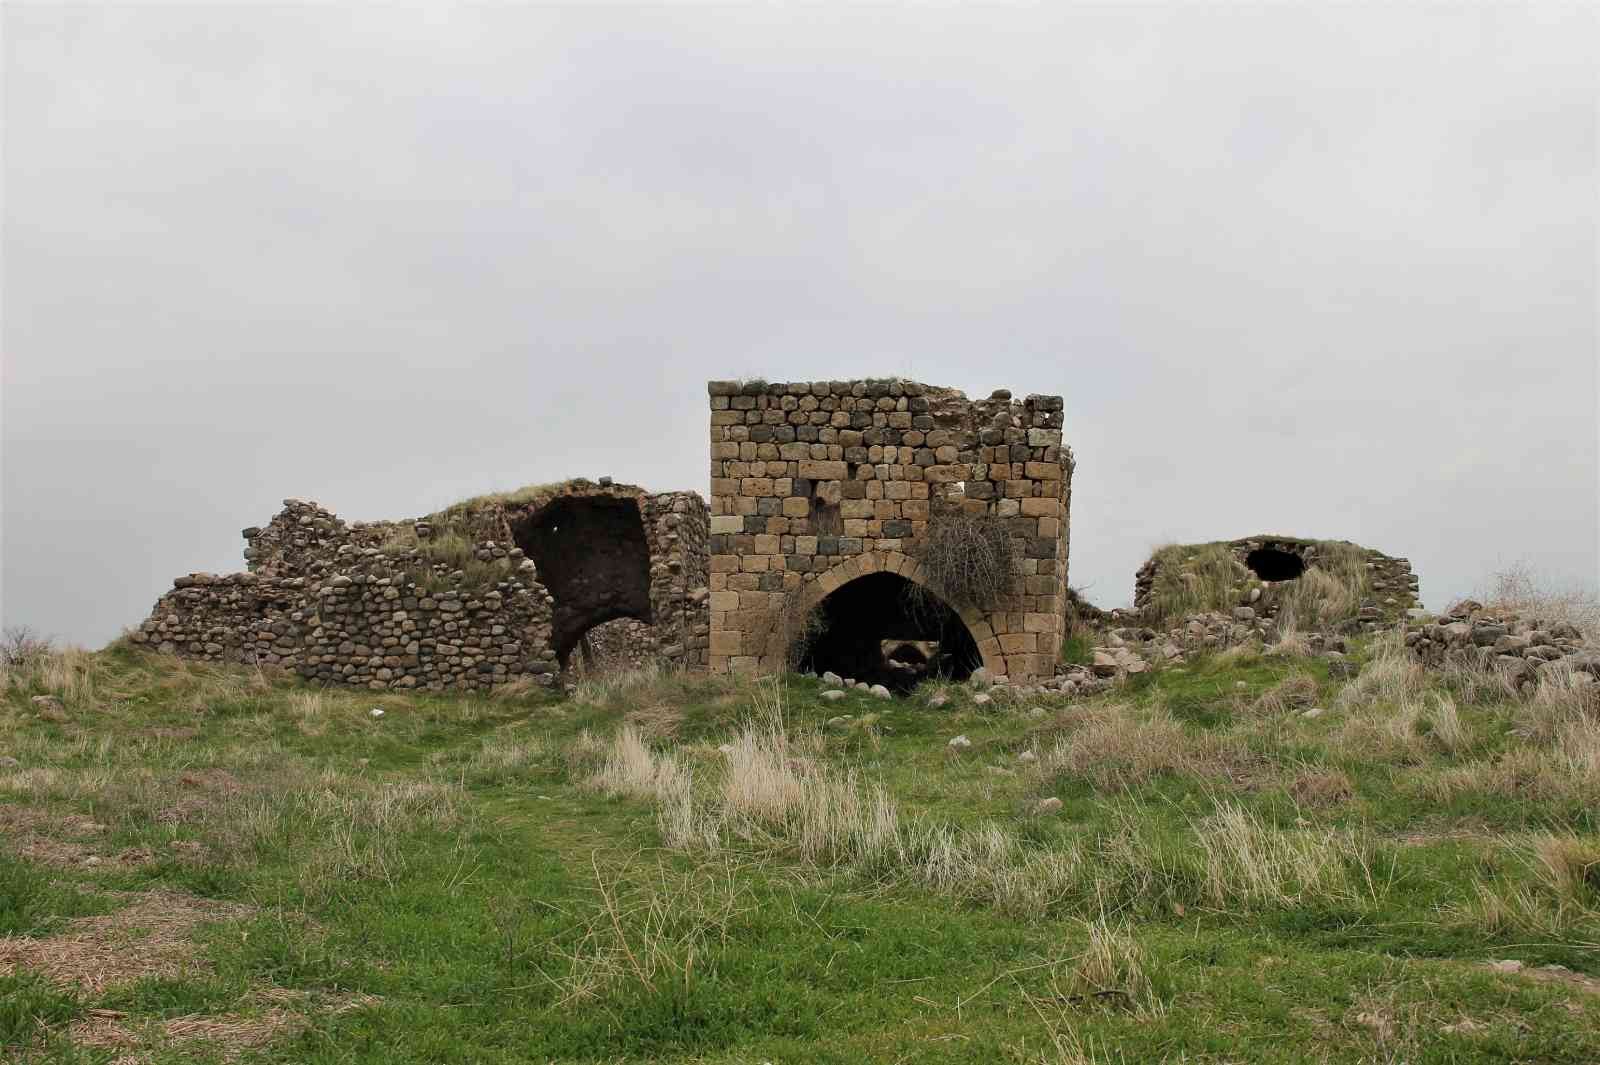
<box><xmin>132</xmin><ymin>377</ymin><xmax>1073</xmax><ymax>690</ymax></box>
<box><xmin>134</xmin><ymin>377</ymin><xmax>1420</xmax><ymax>693</ymax></box>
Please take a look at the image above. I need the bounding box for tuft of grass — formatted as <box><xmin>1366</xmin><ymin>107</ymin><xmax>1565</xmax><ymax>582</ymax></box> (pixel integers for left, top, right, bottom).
<box><xmin>1058</xmin><ymin>917</ymin><xmax>1163</xmax><ymax>1016</ymax></box>
<box><xmin>1251</xmin><ymin>672</ymin><xmax>1319</xmax><ymax>716</ymax></box>
<box><xmin>1195</xmin><ymin>805</ymin><xmax>1379</xmax><ymax>910</ymax></box>
<box><xmin>1060</xmin><ymin>631</ymin><xmax>1094</xmax><ymax>667</ymax></box>
<box><xmin>0</xmin><ymin>969</ymin><xmax>81</xmax><ymax>1051</ymax></box>
<box><xmin>1043</xmin><ymin>704</ymin><xmax>1244</xmax><ymax>792</ymax></box>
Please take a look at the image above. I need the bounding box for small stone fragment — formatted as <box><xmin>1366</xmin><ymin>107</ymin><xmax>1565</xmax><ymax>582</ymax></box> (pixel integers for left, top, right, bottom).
<box><xmin>820</xmin><ymin>689</ymin><xmax>846</xmax><ymax>702</ymax></box>
<box><xmin>1034</xmin><ymin>797</ymin><xmax>1064</xmax><ymax>816</ymax></box>
<box><xmin>947</xmin><ymin>734</ymin><xmax>972</xmax><ymax>752</ymax></box>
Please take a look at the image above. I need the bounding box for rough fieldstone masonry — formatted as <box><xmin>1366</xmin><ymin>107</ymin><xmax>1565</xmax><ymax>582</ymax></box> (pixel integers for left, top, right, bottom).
<box><xmin>705</xmin><ymin>379</ymin><xmax>1073</xmax><ymax>682</ymax></box>
<box><xmin>133</xmin><ymin>481</ymin><xmax>709</xmax><ymax>690</ymax></box>
<box><xmin>134</xmin><ymin>378</ymin><xmax>1073</xmax><ymax>690</ymax></box>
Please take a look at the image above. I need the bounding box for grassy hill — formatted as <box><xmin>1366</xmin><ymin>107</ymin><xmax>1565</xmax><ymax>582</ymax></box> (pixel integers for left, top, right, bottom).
<box><xmin>3</xmin><ymin>635</ymin><xmax>1598</xmax><ymax>1063</ymax></box>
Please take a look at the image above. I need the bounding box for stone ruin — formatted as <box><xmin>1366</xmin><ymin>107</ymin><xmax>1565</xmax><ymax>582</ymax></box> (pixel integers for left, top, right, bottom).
<box><xmin>133</xmin><ymin>378</ymin><xmax>1452</xmax><ymax>695</ymax></box>
<box><xmin>131</xmin><ymin>480</ymin><xmax>708</xmax><ymax>690</ymax></box>
<box><xmin>705</xmin><ymin>379</ymin><xmax>1072</xmax><ymax>685</ymax></box>
<box><xmin>132</xmin><ymin>377</ymin><xmax>1074</xmax><ymax>691</ymax></box>
<box><xmin>1133</xmin><ymin>535</ymin><xmax>1420</xmax><ymax>629</ymax></box>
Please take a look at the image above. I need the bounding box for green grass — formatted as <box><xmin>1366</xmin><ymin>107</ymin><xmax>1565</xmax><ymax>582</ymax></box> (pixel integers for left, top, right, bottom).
<box><xmin>1</xmin><ymin>636</ymin><xmax>1597</xmax><ymax>1061</ymax></box>
<box><xmin>1059</xmin><ymin>631</ymin><xmax>1093</xmax><ymax>666</ymax></box>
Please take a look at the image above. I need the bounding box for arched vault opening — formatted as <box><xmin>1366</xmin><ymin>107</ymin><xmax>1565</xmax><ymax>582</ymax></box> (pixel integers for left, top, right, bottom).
<box><xmin>511</xmin><ymin>496</ymin><xmax>652</xmax><ymax>667</ymax></box>
<box><xmin>1246</xmin><ymin>546</ymin><xmax>1306</xmax><ymax>583</ymax></box>
<box><xmin>795</xmin><ymin>571</ymin><xmax>982</xmax><ymax>692</ymax></box>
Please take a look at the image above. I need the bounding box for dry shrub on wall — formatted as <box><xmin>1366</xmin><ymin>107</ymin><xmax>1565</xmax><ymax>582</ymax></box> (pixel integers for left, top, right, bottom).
<box><xmin>1480</xmin><ymin>562</ymin><xmax>1600</xmax><ymax>643</ymax></box>
<box><xmin>908</xmin><ymin>507</ymin><xmax>1019</xmax><ymax>614</ymax></box>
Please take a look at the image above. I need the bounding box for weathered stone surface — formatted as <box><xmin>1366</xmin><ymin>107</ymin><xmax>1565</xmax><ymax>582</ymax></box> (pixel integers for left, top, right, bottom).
<box><xmin>707</xmin><ymin>380</ymin><xmax>1072</xmax><ymax>684</ymax></box>
<box><xmin>135</xmin><ymin>482</ymin><xmax>712</xmax><ymax>692</ymax></box>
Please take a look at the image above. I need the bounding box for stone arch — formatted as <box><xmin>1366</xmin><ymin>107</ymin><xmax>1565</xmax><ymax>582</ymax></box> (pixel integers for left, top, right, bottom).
<box><xmin>510</xmin><ymin>494</ymin><xmax>653</xmax><ymax>668</ymax></box>
<box><xmin>765</xmin><ymin>550</ymin><xmax>1005</xmax><ymax>678</ymax></box>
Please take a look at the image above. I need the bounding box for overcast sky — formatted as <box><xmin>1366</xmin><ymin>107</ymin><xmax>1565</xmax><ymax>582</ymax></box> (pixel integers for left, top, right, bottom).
<box><xmin>4</xmin><ymin>3</ymin><xmax>1597</xmax><ymax>648</ymax></box>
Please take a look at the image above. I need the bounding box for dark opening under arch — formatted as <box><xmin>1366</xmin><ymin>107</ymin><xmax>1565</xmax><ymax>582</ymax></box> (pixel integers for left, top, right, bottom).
<box><xmin>1246</xmin><ymin>546</ymin><xmax>1306</xmax><ymax>583</ymax></box>
<box><xmin>796</xmin><ymin>572</ymin><xmax>982</xmax><ymax>693</ymax></box>
<box><xmin>512</xmin><ymin>496</ymin><xmax>652</xmax><ymax>667</ymax></box>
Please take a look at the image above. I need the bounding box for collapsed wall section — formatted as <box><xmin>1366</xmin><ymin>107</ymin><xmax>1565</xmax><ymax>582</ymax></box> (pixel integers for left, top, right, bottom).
<box><xmin>132</xmin><ymin>481</ymin><xmax>710</xmax><ymax>690</ymax></box>
<box><xmin>705</xmin><ymin>378</ymin><xmax>1071</xmax><ymax>682</ymax></box>
<box><xmin>1133</xmin><ymin>535</ymin><xmax>1419</xmax><ymax>631</ymax></box>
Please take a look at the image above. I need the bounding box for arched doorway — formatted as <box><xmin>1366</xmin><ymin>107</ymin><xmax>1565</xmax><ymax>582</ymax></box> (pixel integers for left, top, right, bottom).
<box><xmin>511</xmin><ymin>496</ymin><xmax>653</xmax><ymax>668</ymax></box>
<box><xmin>795</xmin><ymin>571</ymin><xmax>983</xmax><ymax>692</ymax></box>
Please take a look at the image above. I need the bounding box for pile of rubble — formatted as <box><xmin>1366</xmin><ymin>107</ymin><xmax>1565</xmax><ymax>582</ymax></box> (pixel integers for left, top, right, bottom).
<box><xmin>1063</xmin><ymin>607</ymin><xmax>1352</xmax><ymax>680</ymax></box>
<box><xmin>1405</xmin><ymin>600</ymin><xmax>1596</xmax><ymax>687</ymax></box>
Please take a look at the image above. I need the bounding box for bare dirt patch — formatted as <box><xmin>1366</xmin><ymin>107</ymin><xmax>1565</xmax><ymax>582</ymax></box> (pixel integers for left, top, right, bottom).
<box><xmin>0</xmin><ymin>803</ymin><xmax>108</xmax><ymax>866</ymax></box>
<box><xmin>0</xmin><ymin>889</ymin><xmax>254</xmax><ymax>994</ymax></box>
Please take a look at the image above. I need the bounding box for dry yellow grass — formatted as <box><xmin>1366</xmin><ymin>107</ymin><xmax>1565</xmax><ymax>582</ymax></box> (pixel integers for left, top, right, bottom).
<box><xmin>1043</xmin><ymin>705</ymin><xmax>1250</xmax><ymax>792</ymax></box>
<box><xmin>0</xmin><ymin>891</ymin><xmax>255</xmax><ymax>994</ymax></box>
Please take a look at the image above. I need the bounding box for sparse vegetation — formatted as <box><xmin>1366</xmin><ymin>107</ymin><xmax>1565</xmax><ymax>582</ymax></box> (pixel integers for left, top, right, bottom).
<box><xmin>2</xmin><ymin>632</ymin><xmax>1598</xmax><ymax>1061</ymax></box>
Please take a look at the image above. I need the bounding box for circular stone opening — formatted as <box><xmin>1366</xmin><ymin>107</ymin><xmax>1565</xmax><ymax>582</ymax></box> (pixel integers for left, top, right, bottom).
<box><xmin>1245</xmin><ymin>547</ymin><xmax>1306</xmax><ymax>583</ymax></box>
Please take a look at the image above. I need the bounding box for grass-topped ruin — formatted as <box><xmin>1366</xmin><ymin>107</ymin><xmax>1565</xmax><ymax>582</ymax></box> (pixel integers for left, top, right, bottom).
<box><xmin>1135</xmin><ymin>535</ymin><xmax>1419</xmax><ymax>632</ymax></box>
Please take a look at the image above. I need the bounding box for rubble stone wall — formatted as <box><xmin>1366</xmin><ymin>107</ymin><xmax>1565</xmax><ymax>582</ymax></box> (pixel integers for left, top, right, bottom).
<box><xmin>1134</xmin><ymin>536</ymin><xmax>1419</xmax><ymax>630</ymax></box>
<box><xmin>132</xmin><ymin>481</ymin><xmax>709</xmax><ymax>690</ymax></box>
<box><xmin>705</xmin><ymin>379</ymin><xmax>1072</xmax><ymax>681</ymax></box>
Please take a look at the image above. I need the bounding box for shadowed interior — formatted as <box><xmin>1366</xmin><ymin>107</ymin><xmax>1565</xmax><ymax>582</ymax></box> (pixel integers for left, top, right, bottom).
<box><xmin>1246</xmin><ymin>546</ymin><xmax>1307</xmax><ymax>582</ymax></box>
<box><xmin>797</xmin><ymin>572</ymin><xmax>981</xmax><ymax>692</ymax></box>
<box><xmin>512</xmin><ymin>497</ymin><xmax>652</xmax><ymax>667</ymax></box>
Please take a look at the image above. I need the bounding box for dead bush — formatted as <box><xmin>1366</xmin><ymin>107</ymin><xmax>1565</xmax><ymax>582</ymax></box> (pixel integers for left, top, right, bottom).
<box><xmin>908</xmin><ymin>507</ymin><xmax>1019</xmax><ymax>613</ymax></box>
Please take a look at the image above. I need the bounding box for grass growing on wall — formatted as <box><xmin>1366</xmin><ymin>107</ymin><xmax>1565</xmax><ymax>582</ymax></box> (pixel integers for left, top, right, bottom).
<box><xmin>1143</xmin><ymin>540</ymin><xmax>1376</xmax><ymax>630</ymax></box>
<box><xmin>1142</xmin><ymin>542</ymin><xmax>1249</xmax><ymax>625</ymax></box>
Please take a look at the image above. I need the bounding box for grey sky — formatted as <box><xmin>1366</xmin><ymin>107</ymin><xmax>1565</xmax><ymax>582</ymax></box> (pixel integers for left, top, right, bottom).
<box><xmin>4</xmin><ymin>4</ymin><xmax>1597</xmax><ymax>648</ymax></box>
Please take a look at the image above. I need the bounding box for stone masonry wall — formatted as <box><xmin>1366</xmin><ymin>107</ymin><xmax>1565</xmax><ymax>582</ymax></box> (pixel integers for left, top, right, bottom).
<box><xmin>1133</xmin><ymin>536</ymin><xmax>1419</xmax><ymax>631</ymax></box>
<box><xmin>705</xmin><ymin>379</ymin><xmax>1072</xmax><ymax>681</ymax></box>
<box><xmin>133</xmin><ymin>481</ymin><xmax>709</xmax><ymax>691</ymax></box>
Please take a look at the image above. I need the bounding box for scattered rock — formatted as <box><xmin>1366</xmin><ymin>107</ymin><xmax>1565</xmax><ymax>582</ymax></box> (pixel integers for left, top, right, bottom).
<box><xmin>821</xmin><ymin>671</ymin><xmax>843</xmax><ymax>687</ymax></box>
<box><xmin>1301</xmin><ymin>707</ymin><xmax>1325</xmax><ymax>719</ymax></box>
<box><xmin>368</xmin><ymin>708</ymin><xmax>385</xmax><ymax>719</ymax></box>
<box><xmin>971</xmin><ymin>693</ymin><xmax>992</xmax><ymax>707</ymax></box>
<box><xmin>1488</xmin><ymin>959</ymin><xmax>1525</xmax><ymax>975</ymax></box>
<box><xmin>927</xmin><ymin>689</ymin><xmax>949</xmax><ymax>709</ymax></box>
<box><xmin>970</xmin><ymin>667</ymin><xmax>992</xmax><ymax>687</ymax></box>
<box><xmin>820</xmin><ymin>689</ymin><xmax>847</xmax><ymax>702</ymax></box>
<box><xmin>717</xmin><ymin>744</ymin><xmax>734</xmax><ymax>756</ymax></box>
<box><xmin>1033</xmin><ymin>797</ymin><xmax>1063</xmax><ymax>816</ymax></box>
<box><xmin>947</xmin><ymin>735</ymin><xmax>972</xmax><ymax>752</ymax></box>
<box><xmin>869</xmin><ymin>684</ymin><xmax>892</xmax><ymax>700</ymax></box>
<box><xmin>0</xmin><ymin>755</ymin><xmax>18</xmax><ymax>768</ymax></box>
<box><xmin>1016</xmin><ymin>750</ymin><xmax>1038</xmax><ymax>764</ymax></box>
<box><xmin>825</xmin><ymin>715</ymin><xmax>853</xmax><ymax>729</ymax></box>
